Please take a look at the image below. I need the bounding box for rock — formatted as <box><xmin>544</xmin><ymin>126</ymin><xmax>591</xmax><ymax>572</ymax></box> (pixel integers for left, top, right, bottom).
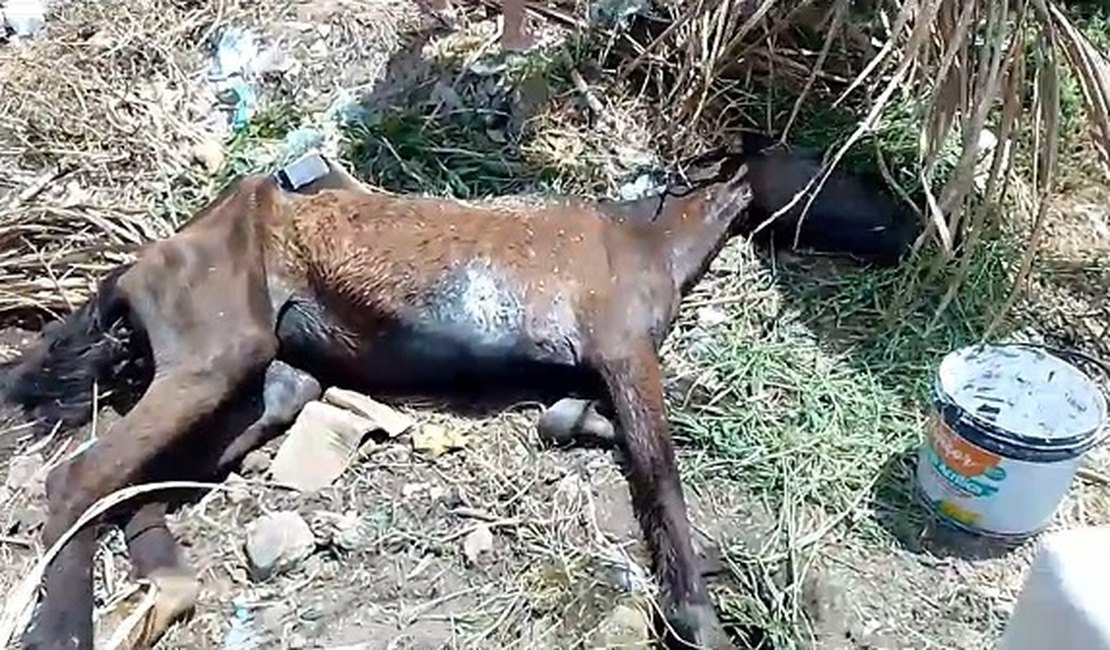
<box><xmin>462</xmin><ymin>524</ymin><xmax>494</xmax><ymax>566</ymax></box>
<box><xmin>240</xmin><ymin>450</ymin><xmax>272</xmax><ymax>476</ymax></box>
<box><xmin>321</xmin><ymin>387</ymin><xmax>414</xmax><ymax>438</ymax></box>
<box><xmin>412</xmin><ymin>423</ymin><xmax>467</xmax><ymax>458</ymax></box>
<box><xmin>190</xmin><ymin>139</ymin><xmax>225</xmax><ymax>175</ymax></box>
<box><xmin>270</xmin><ymin>401</ymin><xmax>378</xmax><ymax>492</ymax></box>
<box><xmin>5</xmin><ymin>453</ymin><xmax>44</xmax><ymax>493</ymax></box>
<box><xmin>594</xmin><ymin>602</ymin><xmax>652</xmax><ymax>648</ymax></box>
<box><xmin>224</xmin><ymin>472</ymin><xmax>251</xmax><ymax>504</ymax></box>
<box><xmin>245</xmin><ymin>511</ymin><xmax>315</xmax><ymax>580</ymax></box>
<box><xmin>538</xmin><ymin>399</ymin><xmax>615</xmax><ymax>446</ymax></box>
<box><xmin>309</xmin><ymin>510</ymin><xmax>364</xmax><ymax>551</ymax></box>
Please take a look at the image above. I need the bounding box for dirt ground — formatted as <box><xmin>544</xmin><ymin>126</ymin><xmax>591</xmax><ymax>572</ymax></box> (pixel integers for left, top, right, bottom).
<box><xmin>3</xmin><ymin>1</ymin><xmax>1110</xmax><ymax>650</ymax></box>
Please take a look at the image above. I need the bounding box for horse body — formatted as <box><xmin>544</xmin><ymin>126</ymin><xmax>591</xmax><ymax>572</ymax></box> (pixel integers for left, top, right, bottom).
<box><xmin>273</xmin><ymin>193</ymin><xmax>610</xmax><ymax>392</ymax></box>
<box><xmin>3</xmin><ymin>144</ymin><xmax>915</xmax><ymax>650</ymax></box>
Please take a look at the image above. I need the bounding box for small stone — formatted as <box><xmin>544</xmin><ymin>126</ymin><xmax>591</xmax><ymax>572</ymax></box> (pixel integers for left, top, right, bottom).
<box><xmin>309</xmin><ymin>510</ymin><xmax>364</xmax><ymax>551</ymax></box>
<box><xmin>190</xmin><ymin>139</ymin><xmax>225</xmax><ymax>174</ymax></box>
<box><xmin>245</xmin><ymin>511</ymin><xmax>315</xmax><ymax>580</ymax></box>
<box><xmin>462</xmin><ymin>524</ymin><xmax>494</xmax><ymax>566</ymax></box>
<box><xmin>224</xmin><ymin>472</ymin><xmax>251</xmax><ymax>504</ymax></box>
<box><xmin>594</xmin><ymin>602</ymin><xmax>652</xmax><ymax>648</ymax></box>
<box><xmin>6</xmin><ymin>453</ymin><xmax>44</xmax><ymax>493</ymax></box>
<box><xmin>538</xmin><ymin>399</ymin><xmax>615</xmax><ymax>446</ymax></box>
<box><xmin>240</xmin><ymin>450</ymin><xmax>271</xmax><ymax>476</ymax></box>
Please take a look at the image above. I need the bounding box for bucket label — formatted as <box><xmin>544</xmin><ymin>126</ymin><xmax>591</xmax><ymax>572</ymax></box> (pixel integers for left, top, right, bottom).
<box><xmin>917</xmin><ymin>409</ymin><xmax>1084</xmax><ymax>537</ymax></box>
<box><xmin>929</xmin><ymin>413</ymin><xmax>1002</xmax><ymax>477</ymax></box>
<box><xmin>927</xmin><ymin>413</ymin><xmax>1002</xmax><ymax>498</ymax></box>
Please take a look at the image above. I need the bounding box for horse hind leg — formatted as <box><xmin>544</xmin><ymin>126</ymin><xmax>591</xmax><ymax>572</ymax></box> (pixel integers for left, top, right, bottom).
<box><xmin>25</xmin><ymin>175</ymin><xmax>282</xmax><ymax>650</ymax></box>
<box><xmin>105</xmin><ymin>360</ymin><xmax>320</xmax><ymax>649</ymax></box>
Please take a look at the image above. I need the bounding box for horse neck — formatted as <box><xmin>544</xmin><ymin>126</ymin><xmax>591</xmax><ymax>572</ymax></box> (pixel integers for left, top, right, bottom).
<box><xmin>618</xmin><ymin>178</ymin><xmax>751</xmax><ymax>296</ymax></box>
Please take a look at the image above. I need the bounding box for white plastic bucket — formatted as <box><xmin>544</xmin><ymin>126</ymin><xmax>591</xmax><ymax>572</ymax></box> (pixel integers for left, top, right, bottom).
<box><xmin>915</xmin><ymin>343</ymin><xmax>1108</xmax><ymax>539</ymax></box>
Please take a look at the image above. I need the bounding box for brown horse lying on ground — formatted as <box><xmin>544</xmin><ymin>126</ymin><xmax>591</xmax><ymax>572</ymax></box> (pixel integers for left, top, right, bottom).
<box><xmin>2</xmin><ymin>135</ymin><xmax>917</xmax><ymax>650</ymax></box>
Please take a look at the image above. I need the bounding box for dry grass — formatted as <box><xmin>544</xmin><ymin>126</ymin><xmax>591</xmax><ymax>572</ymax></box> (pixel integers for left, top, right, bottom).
<box><xmin>3</xmin><ymin>0</ymin><xmax>1109</xmax><ymax>316</ymax></box>
<box><xmin>0</xmin><ymin>0</ymin><xmax>244</xmax><ymax>315</ymax></box>
<box><xmin>0</xmin><ymin>0</ymin><xmax>421</xmax><ymax>315</ymax></box>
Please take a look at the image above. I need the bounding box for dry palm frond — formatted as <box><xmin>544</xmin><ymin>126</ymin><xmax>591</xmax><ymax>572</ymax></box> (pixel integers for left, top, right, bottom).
<box><xmin>0</xmin><ymin>0</ymin><xmax>243</xmax><ymax>314</ymax></box>
<box><xmin>1</xmin><ymin>0</ymin><xmax>1108</xmax><ymax>322</ymax></box>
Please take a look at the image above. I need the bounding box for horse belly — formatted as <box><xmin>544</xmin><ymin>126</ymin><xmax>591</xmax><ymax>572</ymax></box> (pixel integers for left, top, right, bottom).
<box><xmin>277</xmin><ymin>263</ymin><xmax>583</xmax><ymax>392</ymax></box>
<box><xmin>372</xmin><ymin>266</ymin><xmax>582</xmax><ymax>386</ymax></box>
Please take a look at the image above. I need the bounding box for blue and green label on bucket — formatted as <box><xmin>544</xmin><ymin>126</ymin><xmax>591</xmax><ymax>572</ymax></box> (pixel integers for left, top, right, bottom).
<box><xmin>919</xmin><ymin>412</ymin><xmax>1003</xmax><ymax>527</ymax></box>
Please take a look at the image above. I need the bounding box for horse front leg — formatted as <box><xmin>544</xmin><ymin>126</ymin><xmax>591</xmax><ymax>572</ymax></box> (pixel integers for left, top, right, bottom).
<box><xmin>588</xmin><ymin>337</ymin><xmax>736</xmax><ymax>650</ymax></box>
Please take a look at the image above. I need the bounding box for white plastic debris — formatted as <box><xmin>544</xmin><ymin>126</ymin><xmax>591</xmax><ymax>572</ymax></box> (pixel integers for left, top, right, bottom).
<box><xmin>208</xmin><ymin>27</ymin><xmax>261</xmax><ymax>82</ymax></box>
<box><xmin>462</xmin><ymin>524</ymin><xmax>494</xmax><ymax>566</ymax></box>
<box><xmin>998</xmin><ymin>526</ymin><xmax>1110</xmax><ymax>650</ymax></box>
<box><xmin>616</xmin><ymin>172</ymin><xmax>662</xmax><ymax>201</ymax></box>
<box><xmin>1</xmin><ymin>0</ymin><xmax>46</xmax><ymax>40</ymax></box>
<box><xmin>973</xmin><ymin>128</ymin><xmax>1002</xmax><ymax>193</ymax></box>
<box><xmin>206</xmin><ymin>26</ymin><xmax>285</xmax><ymax>131</ymax></box>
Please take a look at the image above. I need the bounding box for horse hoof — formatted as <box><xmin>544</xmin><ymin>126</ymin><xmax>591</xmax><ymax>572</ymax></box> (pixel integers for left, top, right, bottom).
<box><xmin>95</xmin><ymin>568</ymin><xmax>200</xmax><ymax>650</ymax></box>
<box><xmin>538</xmin><ymin>398</ymin><xmax>615</xmax><ymax>446</ymax></box>
<box><xmin>666</xmin><ymin>602</ymin><xmax>737</xmax><ymax>650</ymax></box>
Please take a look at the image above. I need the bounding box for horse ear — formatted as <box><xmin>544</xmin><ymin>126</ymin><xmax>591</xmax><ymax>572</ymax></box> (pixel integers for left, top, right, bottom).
<box><xmin>681</xmin><ymin>156</ymin><xmax>728</xmax><ymax>185</ymax></box>
<box><xmin>722</xmin><ymin>163</ymin><xmax>753</xmax><ymax>212</ymax></box>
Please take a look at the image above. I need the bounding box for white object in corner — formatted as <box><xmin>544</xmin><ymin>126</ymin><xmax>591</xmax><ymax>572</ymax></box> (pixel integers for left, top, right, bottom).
<box><xmin>998</xmin><ymin>526</ymin><xmax>1110</xmax><ymax>650</ymax></box>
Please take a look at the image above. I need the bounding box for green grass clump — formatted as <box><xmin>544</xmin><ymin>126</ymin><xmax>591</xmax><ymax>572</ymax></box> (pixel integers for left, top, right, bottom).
<box><xmin>724</xmin><ymin>78</ymin><xmax>962</xmax><ymax>210</ymax></box>
<box><xmin>665</xmin><ymin>232</ymin><xmax>1019</xmax><ymax>645</ymax></box>
<box><xmin>338</xmin><ymin>42</ymin><xmax>592</xmax><ymax>199</ymax></box>
<box><xmin>212</xmin><ymin>101</ymin><xmax>310</xmax><ymax>189</ymax></box>
<box><xmin>341</xmin><ymin>105</ymin><xmax>547</xmax><ymax>198</ymax></box>
<box><xmin>674</xmin><ymin>236</ymin><xmax>1016</xmax><ymax>520</ymax></box>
